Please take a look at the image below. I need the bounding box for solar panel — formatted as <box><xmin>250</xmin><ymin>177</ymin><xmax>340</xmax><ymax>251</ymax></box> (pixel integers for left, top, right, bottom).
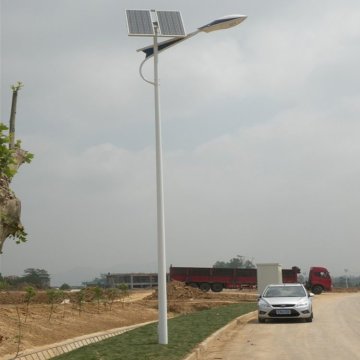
<box><xmin>126</xmin><ymin>9</ymin><xmax>186</xmax><ymax>38</ymax></box>
<box><xmin>126</xmin><ymin>10</ymin><xmax>154</xmax><ymax>36</ymax></box>
<box><xmin>157</xmin><ymin>11</ymin><xmax>186</xmax><ymax>37</ymax></box>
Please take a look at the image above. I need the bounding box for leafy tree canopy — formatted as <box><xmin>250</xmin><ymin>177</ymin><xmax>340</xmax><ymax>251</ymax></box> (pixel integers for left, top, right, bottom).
<box><xmin>59</xmin><ymin>283</ymin><xmax>71</xmax><ymax>290</ymax></box>
<box><xmin>5</xmin><ymin>268</ymin><xmax>51</xmax><ymax>289</ymax></box>
<box><xmin>213</xmin><ymin>255</ymin><xmax>255</xmax><ymax>269</ymax></box>
<box><xmin>0</xmin><ymin>123</ymin><xmax>33</xmax><ymax>179</ymax></box>
<box><xmin>23</xmin><ymin>268</ymin><xmax>50</xmax><ymax>287</ymax></box>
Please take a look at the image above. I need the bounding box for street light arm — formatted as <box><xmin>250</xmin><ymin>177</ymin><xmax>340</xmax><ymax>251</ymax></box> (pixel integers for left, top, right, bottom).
<box><xmin>137</xmin><ymin>30</ymin><xmax>200</xmax><ymax>59</ymax></box>
<box><xmin>139</xmin><ymin>57</ymin><xmax>154</xmax><ymax>85</ymax></box>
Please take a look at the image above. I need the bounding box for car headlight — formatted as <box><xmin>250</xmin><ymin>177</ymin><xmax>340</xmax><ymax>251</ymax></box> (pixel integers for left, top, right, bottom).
<box><xmin>258</xmin><ymin>299</ymin><xmax>271</xmax><ymax>309</ymax></box>
<box><xmin>296</xmin><ymin>299</ymin><xmax>310</xmax><ymax>307</ymax></box>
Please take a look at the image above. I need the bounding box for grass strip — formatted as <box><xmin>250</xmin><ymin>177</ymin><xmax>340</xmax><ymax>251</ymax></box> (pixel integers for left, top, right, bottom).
<box><xmin>53</xmin><ymin>302</ymin><xmax>256</xmax><ymax>360</ymax></box>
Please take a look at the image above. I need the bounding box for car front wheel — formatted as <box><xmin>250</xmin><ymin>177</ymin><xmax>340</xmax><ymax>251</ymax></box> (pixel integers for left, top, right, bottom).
<box><xmin>305</xmin><ymin>313</ymin><xmax>314</xmax><ymax>322</ymax></box>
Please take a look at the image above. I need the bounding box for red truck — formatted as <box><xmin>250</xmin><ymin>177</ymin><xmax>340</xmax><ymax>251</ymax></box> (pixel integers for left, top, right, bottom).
<box><xmin>170</xmin><ymin>265</ymin><xmax>332</xmax><ymax>294</ymax></box>
<box><xmin>305</xmin><ymin>266</ymin><xmax>332</xmax><ymax>294</ymax></box>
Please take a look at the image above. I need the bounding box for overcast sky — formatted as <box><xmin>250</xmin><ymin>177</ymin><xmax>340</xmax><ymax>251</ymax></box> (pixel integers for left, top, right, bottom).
<box><xmin>1</xmin><ymin>0</ymin><xmax>359</xmax><ymax>285</ymax></box>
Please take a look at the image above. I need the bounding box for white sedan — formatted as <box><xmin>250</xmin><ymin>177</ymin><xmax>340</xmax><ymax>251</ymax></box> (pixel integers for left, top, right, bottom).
<box><xmin>258</xmin><ymin>283</ymin><xmax>313</xmax><ymax>323</ymax></box>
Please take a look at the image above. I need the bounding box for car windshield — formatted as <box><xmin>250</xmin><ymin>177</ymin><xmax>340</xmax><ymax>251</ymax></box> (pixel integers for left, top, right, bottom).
<box><xmin>263</xmin><ymin>286</ymin><xmax>306</xmax><ymax>298</ymax></box>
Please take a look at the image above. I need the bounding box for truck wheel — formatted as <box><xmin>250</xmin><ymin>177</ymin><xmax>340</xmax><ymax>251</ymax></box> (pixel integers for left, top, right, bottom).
<box><xmin>312</xmin><ymin>285</ymin><xmax>323</xmax><ymax>295</ymax></box>
<box><xmin>188</xmin><ymin>283</ymin><xmax>199</xmax><ymax>289</ymax></box>
<box><xmin>199</xmin><ymin>283</ymin><xmax>211</xmax><ymax>292</ymax></box>
<box><xmin>211</xmin><ymin>283</ymin><xmax>223</xmax><ymax>292</ymax></box>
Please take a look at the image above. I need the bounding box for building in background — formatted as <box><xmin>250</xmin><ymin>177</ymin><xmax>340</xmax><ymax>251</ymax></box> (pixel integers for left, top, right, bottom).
<box><xmin>105</xmin><ymin>272</ymin><xmax>159</xmax><ymax>289</ymax></box>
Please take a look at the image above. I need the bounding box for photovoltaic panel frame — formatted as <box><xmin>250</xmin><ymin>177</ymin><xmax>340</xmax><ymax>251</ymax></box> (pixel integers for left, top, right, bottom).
<box><xmin>126</xmin><ymin>10</ymin><xmax>155</xmax><ymax>36</ymax></box>
<box><xmin>157</xmin><ymin>11</ymin><xmax>186</xmax><ymax>37</ymax></box>
<box><xmin>126</xmin><ymin>9</ymin><xmax>186</xmax><ymax>38</ymax></box>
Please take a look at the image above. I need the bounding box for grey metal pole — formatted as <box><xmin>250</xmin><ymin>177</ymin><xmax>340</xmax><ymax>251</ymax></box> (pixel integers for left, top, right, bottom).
<box><xmin>153</xmin><ymin>24</ymin><xmax>168</xmax><ymax>345</ymax></box>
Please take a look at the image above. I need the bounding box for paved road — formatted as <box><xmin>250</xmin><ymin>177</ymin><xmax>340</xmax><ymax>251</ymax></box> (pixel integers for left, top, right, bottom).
<box><xmin>203</xmin><ymin>292</ymin><xmax>360</xmax><ymax>360</ymax></box>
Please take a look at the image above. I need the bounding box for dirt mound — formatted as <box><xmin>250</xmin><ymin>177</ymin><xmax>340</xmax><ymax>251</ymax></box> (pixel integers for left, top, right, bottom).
<box><xmin>144</xmin><ymin>281</ymin><xmax>259</xmax><ymax>302</ymax></box>
<box><xmin>145</xmin><ymin>281</ymin><xmax>212</xmax><ymax>300</ymax></box>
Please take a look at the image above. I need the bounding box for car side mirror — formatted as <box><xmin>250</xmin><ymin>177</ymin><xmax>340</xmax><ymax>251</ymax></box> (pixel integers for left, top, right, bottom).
<box><xmin>308</xmin><ymin>292</ymin><xmax>314</xmax><ymax>297</ymax></box>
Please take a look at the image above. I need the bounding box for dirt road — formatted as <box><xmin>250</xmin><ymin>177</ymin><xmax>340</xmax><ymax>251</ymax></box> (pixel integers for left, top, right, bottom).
<box><xmin>202</xmin><ymin>292</ymin><xmax>360</xmax><ymax>360</ymax></box>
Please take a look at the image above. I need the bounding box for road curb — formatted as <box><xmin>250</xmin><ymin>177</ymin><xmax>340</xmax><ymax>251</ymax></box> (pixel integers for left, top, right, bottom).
<box><xmin>183</xmin><ymin>310</ymin><xmax>257</xmax><ymax>360</ymax></box>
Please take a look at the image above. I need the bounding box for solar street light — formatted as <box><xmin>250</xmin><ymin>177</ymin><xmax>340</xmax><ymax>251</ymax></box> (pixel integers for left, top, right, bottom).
<box><xmin>137</xmin><ymin>14</ymin><xmax>247</xmax><ymax>59</ymax></box>
<box><xmin>126</xmin><ymin>10</ymin><xmax>246</xmax><ymax>345</ymax></box>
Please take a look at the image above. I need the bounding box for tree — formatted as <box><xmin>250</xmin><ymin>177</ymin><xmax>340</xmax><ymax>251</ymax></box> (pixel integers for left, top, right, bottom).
<box><xmin>105</xmin><ymin>288</ymin><xmax>119</xmax><ymax>311</ymax></box>
<box><xmin>92</xmin><ymin>286</ymin><xmax>103</xmax><ymax>313</ymax></box>
<box><xmin>47</xmin><ymin>289</ymin><xmax>64</xmax><ymax>322</ymax></box>
<box><xmin>74</xmin><ymin>290</ymin><xmax>85</xmax><ymax>316</ymax></box>
<box><xmin>2</xmin><ymin>269</ymin><xmax>50</xmax><ymax>289</ymax></box>
<box><xmin>23</xmin><ymin>268</ymin><xmax>50</xmax><ymax>289</ymax></box>
<box><xmin>213</xmin><ymin>255</ymin><xmax>255</xmax><ymax>269</ymax></box>
<box><xmin>0</xmin><ymin>278</ymin><xmax>9</xmax><ymax>291</ymax></box>
<box><xmin>117</xmin><ymin>283</ymin><xmax>129</xmax><ymax>308</ymax></box>
<box><xmin>59</xmin><ymin>283</ymin><xmax>71</xmax><ymax>290</ymax></box>
<box><xmin>24</xmin><ymin>286</ymin><xmax>36</xmax><ymax>323</ymax></box>
<box><xmin>0</xmin><ymin>83</ymin><xmax>33</xmax><ymax>253</ymax></box>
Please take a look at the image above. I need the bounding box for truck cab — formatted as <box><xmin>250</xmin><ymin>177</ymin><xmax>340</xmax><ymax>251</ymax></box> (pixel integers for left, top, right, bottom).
<box><xmin>307</xmin><ymin>266</ymin><xmax>332</xmax><ymax>294</ymax></box>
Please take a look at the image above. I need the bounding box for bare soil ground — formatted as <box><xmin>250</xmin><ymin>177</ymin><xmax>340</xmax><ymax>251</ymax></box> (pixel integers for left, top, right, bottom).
<box><xmin>0</xmin><ymin>283</ymin><xmax>257</xmax><ymax>358</ymax></box>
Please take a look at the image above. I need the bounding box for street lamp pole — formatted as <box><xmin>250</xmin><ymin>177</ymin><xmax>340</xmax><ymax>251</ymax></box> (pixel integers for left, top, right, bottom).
<box><xmin>128</xmin><ymin>11</ymin><xmax>247</xmax><ymax>345</ymax></box>
<box><xmin>153</xmin><ymin>24</ymin><xmax>168</xmax><ymax>344</ymax></box>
